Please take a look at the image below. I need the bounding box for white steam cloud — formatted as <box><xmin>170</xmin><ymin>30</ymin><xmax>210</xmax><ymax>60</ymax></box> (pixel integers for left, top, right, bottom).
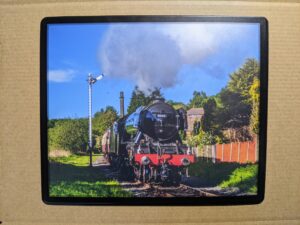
<box><xmin>99</xmin><ymin>23</ymin><xmax>242</xmax><ymax>92</ymax></box>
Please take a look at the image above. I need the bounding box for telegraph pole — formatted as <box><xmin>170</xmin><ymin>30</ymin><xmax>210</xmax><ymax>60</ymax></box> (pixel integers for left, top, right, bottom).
<box><xmin>87</xmin><ymin>73</ymin><xmax>104</xmax><ymax>167</ymax></box>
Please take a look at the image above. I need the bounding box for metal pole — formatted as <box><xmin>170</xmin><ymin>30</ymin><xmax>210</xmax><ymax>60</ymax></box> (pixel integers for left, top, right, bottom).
<box><xmin>88</xmin><ymin>74</ymin><xmax>93</xmax><ymax>167</ymax></box>
<box><xmin>87</xmin><ymin>73</ymin><xmax>103</xmax><ymax>167</ymax></box>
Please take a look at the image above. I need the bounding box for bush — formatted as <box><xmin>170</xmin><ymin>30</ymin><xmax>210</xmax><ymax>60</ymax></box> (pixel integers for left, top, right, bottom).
<box><xmin>48</xmin><ymin>119</ymin><xmax>88</xmax><ymax>153</ymax></box>
<box><xmin>187</xmin><ymin>130</ymin><xmax>219</xmax><ymax>148</ymax></box>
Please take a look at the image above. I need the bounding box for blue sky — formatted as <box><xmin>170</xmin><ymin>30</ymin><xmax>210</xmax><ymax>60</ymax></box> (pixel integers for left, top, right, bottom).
<box><xmin>47</xmin><ymin>22</ymin><xmax>260</xmax><ymax>119</ymax></box>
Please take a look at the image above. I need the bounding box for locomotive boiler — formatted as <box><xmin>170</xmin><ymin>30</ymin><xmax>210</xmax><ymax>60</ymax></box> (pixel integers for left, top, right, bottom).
<box><xmin>102</xmin><ymin>92</ymin><xmax>195</xmax><ymax>185</ymax></box>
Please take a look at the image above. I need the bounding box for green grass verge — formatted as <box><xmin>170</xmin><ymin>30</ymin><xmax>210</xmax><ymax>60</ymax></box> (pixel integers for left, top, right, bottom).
<box><xmin>49</xmin><ymin>154</ymin><xmax>132</xmax><ymax>197</ymax></box>
<box><xmin>50</xmin><ymin>180</ymin><xmax>132</xmax><ymax>197</ymax></box>
<box><xmin>219</xmin><ymin>164</ymin><xmax>258</xmax><ymax>193</ymax></box>
<box><xmin>189</xmin><ymin>158</ymin><xmax>258</xmax><ymax>194</ymax></box>
<box><xmin>49</xmin><ymin>154</ymin><xmax>101</xmax><ymax>167</ymax></box>
<box><xmin>189</xmin><ymin>159</ymin><xmax>243</xmax><ymax>186</ymax></box>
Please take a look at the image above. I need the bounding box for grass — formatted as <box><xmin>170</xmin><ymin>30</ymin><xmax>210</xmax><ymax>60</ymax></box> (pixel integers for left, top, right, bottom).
<box><xmin>49</xmin><ymin>153</ymin><xmax>132</xmax><ymax>197</ymax></box>
<box><xmin>189</xmin><ymin>158</ymin><xmax>258</xmax><ymax>194</ymax></box>
<box><xmin>50</xmin><ymin>181</ymin><xmax>132</xmax><ymax>197</ymax></box>
<box><xmin>219</xmin><ymin>164</ymin><xmax>258</xmax><ymax>193</ymax></box>
<box><xmin>48</xmin><ymin>149</ymin><xmax>71</xmax><ymax>158</ymax></box>
<box><xmin>49</xmin><ymin>153</ymin><xmax>101</xmax><ymax>167</ymax></box>
<box><xmin>189</xmin><ymin>158</ymin><xmax>243</xmax><ymax>186</ymax></box>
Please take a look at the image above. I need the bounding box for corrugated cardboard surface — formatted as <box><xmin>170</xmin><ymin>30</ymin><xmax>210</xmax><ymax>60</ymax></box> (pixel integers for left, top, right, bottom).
<box><xmin>0</xmin><ymin>0</ymin><xmax>299</xmax><ymax>224</ymax></box>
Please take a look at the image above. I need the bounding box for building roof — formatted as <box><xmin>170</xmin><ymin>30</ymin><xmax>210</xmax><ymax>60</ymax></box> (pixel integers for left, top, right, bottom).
<box><xmin>187</xmin><ymin>108</ymin><xmax>204</xmax><ymax>116</ymax></box>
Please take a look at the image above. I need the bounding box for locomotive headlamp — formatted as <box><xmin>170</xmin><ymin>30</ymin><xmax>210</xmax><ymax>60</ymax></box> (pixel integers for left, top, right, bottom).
<box><xmin>181</xmin><ymin>158</ymin><xmax>190</xmax><ymax>166</ymax></box>
<box><xmin>141</xmin><ymin>156</ymin><xmax>151</xmax><ymax>165</ymax></box>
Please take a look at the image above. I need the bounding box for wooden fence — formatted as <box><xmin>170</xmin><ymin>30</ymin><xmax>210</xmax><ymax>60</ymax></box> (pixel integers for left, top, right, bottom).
<box><xmin>192</xmin><ymin>141</ymin><xmax>258</xmax><ymax>164</ymax></box>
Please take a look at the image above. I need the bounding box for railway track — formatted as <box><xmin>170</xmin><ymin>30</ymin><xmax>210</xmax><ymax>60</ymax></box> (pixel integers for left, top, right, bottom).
<box><xmin>122</xmin><ymin>182</ymin><xmax>219</xmax><ymax>197</ymax></box>
<box><xmin>148</xmin><ymin>183</ymin><xmax>219</xmax><ymax>197</ymax></box>
<box><xmin>94</xmin><ymin>156</ymin><xmax>220</xmax><ymax>197</ymax></box>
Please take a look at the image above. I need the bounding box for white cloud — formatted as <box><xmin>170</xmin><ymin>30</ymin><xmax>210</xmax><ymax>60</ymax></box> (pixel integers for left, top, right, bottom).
<box><xmin>48</xmin><ymin>69</ymin><xmax>76</xmax><ymax>82</ymax></box>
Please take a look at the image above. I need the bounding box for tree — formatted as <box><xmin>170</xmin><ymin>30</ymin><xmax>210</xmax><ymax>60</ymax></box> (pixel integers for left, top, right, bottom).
<box><xmin>249</xmin><ymin>77</ymin><xmax>260</xmax><ymax>135</ymax></box>
<box><xmin>185</xmin><ymin>58</ymin><xmax>259</xmax><ymax>143</ymax></box>
<box><xmin>93</xmin><ymin>106</ymin><xmax>118</xmax><ymax>137</ymax></box>
<box><xmin>188</xmin><ymin>91</ymin><xmax>207</xmax><ymax>108</ymax></box>
<box><xmin>219</xmin><ymin>59</ymin><xmax>259</xmax><ymax>129</ymax></box>
<box><xmin>219</xmin><ymin>88</ymin><xmax>251</xmax><ymax>129</ymax></box>
<box><xmin>187</xmin><ymin>130</ymin><xmax>219</xmax><ymax>148</ymax></box>
<box><xmin>127</xmin><ymin>86</ymin><xmax>148</xmax><ymax>114</ymax></box>
<box><xmin>166</xmin><ymin>100</ymin><xmax>187</xmax><ymax>110</ymax></box>
<box><xmin>202</xmin><ymin>97</ymin><xmax>219</xmax><ymax>134</ymax></box>
<box><xmin>48</xmin><ymin>119</ymin><xmax>89</xmax><ymax>153</ymax></box>
<box><xmin>227</xmin><ymin>58</ymin><xmax>259</xmax><ymax>104</ymax></box>
<box><xmin>127</xmin><ymin>87</ymin><xmax>164</xmax><ymax>114</ymax></box>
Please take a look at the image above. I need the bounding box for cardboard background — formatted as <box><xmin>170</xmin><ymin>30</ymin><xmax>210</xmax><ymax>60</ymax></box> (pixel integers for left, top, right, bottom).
<box><xmin>0</xmin><ymin>0</ymin><xmax>299</xmax><ymax>224</ymax></box>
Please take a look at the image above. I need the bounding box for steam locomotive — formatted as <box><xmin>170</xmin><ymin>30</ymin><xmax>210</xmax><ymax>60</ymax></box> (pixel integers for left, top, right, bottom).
<box><xmin>102</xmin><ymin>93</ymin><xmax>195</xmax><ymax>185</ymax></box>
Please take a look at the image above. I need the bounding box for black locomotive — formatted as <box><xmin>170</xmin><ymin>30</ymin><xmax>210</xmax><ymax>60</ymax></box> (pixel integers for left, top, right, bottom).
<box><xmin>102</xmin><ymin>94</ymin><xmax>195</xmax><ymax>185</ymax></box>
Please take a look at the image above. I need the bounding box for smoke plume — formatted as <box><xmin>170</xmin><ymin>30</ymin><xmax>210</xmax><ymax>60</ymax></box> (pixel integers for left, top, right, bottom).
<box><xmin>99</xmin><ymin>23</ymin><xmax>238</xmax><ymax>93</ymax></box>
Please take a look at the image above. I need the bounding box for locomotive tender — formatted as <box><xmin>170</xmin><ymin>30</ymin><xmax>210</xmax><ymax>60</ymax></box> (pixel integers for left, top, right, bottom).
<box><xmin>102</xmin><ymin>92</ymin><xmax>195</xmax><ymax>185</ymax></box>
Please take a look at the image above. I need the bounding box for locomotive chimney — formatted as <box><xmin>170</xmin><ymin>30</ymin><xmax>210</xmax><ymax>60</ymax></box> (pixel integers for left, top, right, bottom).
<box><xmin>120</xmin><ymin>91</ymin><xmax>124</xmax><ymax>118</ymax></box>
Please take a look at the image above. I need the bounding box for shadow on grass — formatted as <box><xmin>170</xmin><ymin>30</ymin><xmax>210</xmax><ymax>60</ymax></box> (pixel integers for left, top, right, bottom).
<box><xmin>49</xmin><ymin>162</ymin><xmax>131</xmax><ymax>197</ymax></box>
<box><xmin>49</xmin><ymin>162</ymin><xmax>105</xmax><ymax>183</ymax></box>
<box><xmin>188</xmin><ymin>158</ymin><xmax>256</xmax><ymax>187</ymax></box>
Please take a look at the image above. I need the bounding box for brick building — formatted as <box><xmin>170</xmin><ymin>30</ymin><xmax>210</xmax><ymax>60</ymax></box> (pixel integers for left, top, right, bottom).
<box><xmin>186</xmin><ymin>108</ymin><xmax>204</xmax><ymax>134</ymax></box>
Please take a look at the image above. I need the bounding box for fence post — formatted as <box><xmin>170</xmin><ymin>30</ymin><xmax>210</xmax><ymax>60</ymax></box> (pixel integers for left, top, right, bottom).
<box><xmin>212</xmin><ymin>145</ymin><xmax>216</xmax><ymax>163</ymax></box>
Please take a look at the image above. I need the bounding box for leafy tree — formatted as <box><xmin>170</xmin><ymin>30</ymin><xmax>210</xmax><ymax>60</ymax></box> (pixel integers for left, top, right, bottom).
<box><xmin>187</xmin><ymin>130</ymin><xmax>219</xmax><ymax>148</ymax></box>
<box><xmin>188</xmin><ymin>91</ymin><xmax>207</xmax><ymax>108</ymax></box>
<box><xmin>219</xmin><ymin>88</ymin><xmax>251</xmax><ymax>129</ymax></box>
<box><xmin>127</xmin><ymin>86</ymin><xmax>149</xmax><ymax>114</ymax></box>
<box><xmin>93</xmin><ymin>106</ymin><xmax>118</xmax><ymax>137</ymax></box>
<box><xmin>227</xmin><ymin>58</ymin><xmax>259</xmax><ymax>103</ymax></box>
<box><xmin>48</xmin><ymin>119</ymin><xmax>88</xmax><ymax>153</ymax></box>
<box><xmin>218</xmin><ymin>59</ymin><xmax>259</xmax><ymax>131</ymax></box>
<box><xmin>202</xmin><ymin>97</ymin><xmax>219</xmax><ymax>134</ymax></box>
<box><xmin>48</xmin><ymin>118</ymin><xmax>70</xmax><ymax>129</ymax></box>
<box><xmin>127</xmin><ymin>87</ymin><xmax>164</xmax><ymax>114</ymax></box>
<box><xmin>167</xmin><ymin>100</ymin><xmax>187</xmax><ymax>110</ymax></box>
<box><xmin>249</xmin><ymin>77</ymin><xmax>260</xmax><ymax>135</ymax></box>
<box><xmin>48</xmin><ymin>119</ymin><xmax>57</xmax><ymax>129</ymax></box>
<box><xmin>187</xmin><ymin>58</ymin><xmax>260</xmax><ymax>143</ymax></box>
